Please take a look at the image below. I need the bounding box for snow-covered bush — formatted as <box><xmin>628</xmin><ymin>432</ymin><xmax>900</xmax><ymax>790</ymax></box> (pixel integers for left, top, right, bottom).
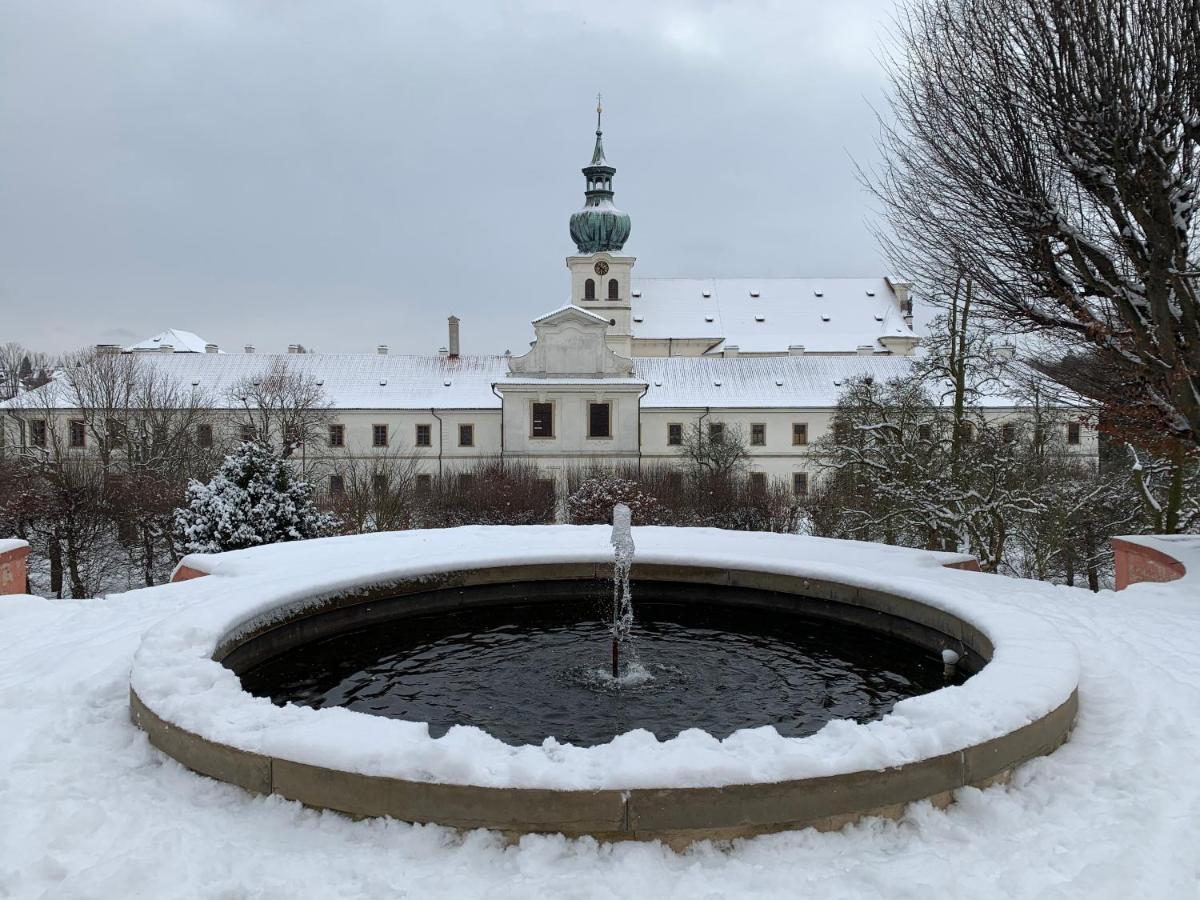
<box><xmin>174</xmin><ymin>441</ymin><xmax>338</xmax><ymax>554</ymax></box>
<box><xmin>567</xmin><ymin>474</ymin><xmax>665</xmax><ymax>525</ymax></box>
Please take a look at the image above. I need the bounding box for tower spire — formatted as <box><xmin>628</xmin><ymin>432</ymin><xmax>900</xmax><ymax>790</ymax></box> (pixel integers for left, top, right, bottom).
<box><xmin>569</xmin><ymin>96</ymin><xmax>630</xmax><ymax>254</ymax></box>
<box><xmin>591</xmin><ymin>93</ymin><xmax>606</xmax><ymax>165</ymax></box>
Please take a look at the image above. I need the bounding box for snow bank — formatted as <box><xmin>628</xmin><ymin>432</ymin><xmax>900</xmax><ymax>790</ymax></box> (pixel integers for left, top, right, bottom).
<box><xmin>0</xmin><ymin>538</ymin><xmax>29</xmax><ymax>554</ymax></box>
<box><xmin>129</xmin><ymin>527</ymin><xmax>1079</xmax><ymax>790</ymax></box>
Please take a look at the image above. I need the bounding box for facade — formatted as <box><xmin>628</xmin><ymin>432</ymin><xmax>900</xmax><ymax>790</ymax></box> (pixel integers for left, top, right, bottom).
<box><xmin>0</xmin><ymin>109</ymin><xmax>1098</xmax><ymax>491</ymax></box>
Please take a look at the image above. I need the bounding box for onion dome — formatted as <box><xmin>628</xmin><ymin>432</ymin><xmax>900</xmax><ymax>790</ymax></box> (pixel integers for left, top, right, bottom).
<box><xmin>569</xmin><ymin>98</ymin><xmax>631</xmax><ymax>254</ymax></box>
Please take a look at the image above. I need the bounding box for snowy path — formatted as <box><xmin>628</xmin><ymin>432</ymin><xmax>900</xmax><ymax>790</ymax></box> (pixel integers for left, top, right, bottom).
<box><xmin>1</xmin><ymin>569</ymin><xmax>1198</xmax><ymax>898</ymax></box>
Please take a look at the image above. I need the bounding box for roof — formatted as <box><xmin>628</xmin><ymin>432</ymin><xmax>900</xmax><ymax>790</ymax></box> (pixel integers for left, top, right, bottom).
<box><xmin>637</xmin><ymin>355</ymin><xmax>1035</xmax><ymax>408</ymax></box>
<box><xmin>3</xmin><ymin>354</ymin><xmax>511</xmax><ymax>411</ymax></box>
<box><xmin>123</xmin><ymin>329</ymin><xmax>218</xmax><ymax>354</ymax></box>
<box><xmin>629</xmin><ymin>277</ymin><xmax>917</xmax><ymax>354</ymax></box>
<box><xmin>2</xmin><ymin>351</ymin><xmax>1047</xmax><ymax>413</ymax></box>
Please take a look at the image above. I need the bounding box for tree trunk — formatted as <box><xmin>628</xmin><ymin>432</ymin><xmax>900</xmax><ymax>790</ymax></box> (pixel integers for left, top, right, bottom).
<box><xmin>48</xmin><ymin>531</ymin><xmax>63</xmax><ymax>598</ymax></box>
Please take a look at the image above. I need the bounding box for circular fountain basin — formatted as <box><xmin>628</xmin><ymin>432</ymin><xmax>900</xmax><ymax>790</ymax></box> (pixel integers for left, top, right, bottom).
<box><xmin>130</xmin><ymin>527</ymin><xmax>1079</xmax><ymax>844</ymax></box>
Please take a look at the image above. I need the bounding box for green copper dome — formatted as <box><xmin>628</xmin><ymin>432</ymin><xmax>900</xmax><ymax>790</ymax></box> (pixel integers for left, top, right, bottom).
<box><xmin>569</xmin><ymin>101</ymin><xmax>631</xmax><ymax>254</ymax></box>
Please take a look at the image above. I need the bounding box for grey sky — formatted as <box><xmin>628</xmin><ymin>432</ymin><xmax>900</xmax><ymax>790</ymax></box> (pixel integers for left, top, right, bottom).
<box><xmin>0</xmin><ymin>0</ymin><xmax>898</xmax><ymax>357</ymax></box>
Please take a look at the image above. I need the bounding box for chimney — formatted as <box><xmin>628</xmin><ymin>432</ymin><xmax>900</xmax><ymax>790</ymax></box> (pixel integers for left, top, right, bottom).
<box><xmin>205</xmin><ymin>343</ymin><xmax>219</xmax><ymax>354</ymax></box>
<box><xmin>788</xmin><ymin>344</ymin><xmax>805</xmax><ymax>356</ymax></box>
<box><xmin>448</xmin><ymin>315</ymin><xmax>460</xmax><ymax>358</ymax></box>
<box><xmin>723</xmin><ymin>344</ymin><xmax>739</xmax><ymax>358</ymax></box>
<box><xmin>287</xmin><ymin>344</ymin><xmax>298</xmax><ymax>354</ymax></box>
<box><xmin>377</xmin><ymin>344</ymin><xmax>389</xmax><ymax>356</ymax></box>
<box><xmin>94</xmin><ymin>344</ymin><xmax>121</xmax><ymax>355</ymax></box>
<box><xmin>856</xmin><ymin>344</ymin><xmax>874</xmax><ymax>355</ymax></box>
<box><xmin>244</xmin><ymin>344</ymin><xmax>255</xmax><ymax>354</ymax></box>
<box><xmin>159</xmin><ymin>344</ymin><xmax>175</xmax><ymax>353</ymax></box>
<box><xmin>438</xmin><ymin>346</ymin><xmax>449</xmax><ymax>358</ymax></box>
<box><xmin>995</xmin><ymin>343</ymin><xmax>1017</xmax><ymax>360</ymax></box>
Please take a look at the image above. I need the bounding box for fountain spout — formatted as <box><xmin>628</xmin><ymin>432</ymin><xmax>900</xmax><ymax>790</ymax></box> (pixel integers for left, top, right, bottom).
<box><xmin>610</xmin><ymin>503</ymin><xmax>635</xmax><ymax>678</ymax></box>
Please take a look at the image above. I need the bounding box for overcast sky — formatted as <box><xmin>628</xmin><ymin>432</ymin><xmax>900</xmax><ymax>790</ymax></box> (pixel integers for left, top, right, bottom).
<box><xmin>0</xmin><ymin>0</ymin><xmax>899</xmax><ymax>357</ymax></box>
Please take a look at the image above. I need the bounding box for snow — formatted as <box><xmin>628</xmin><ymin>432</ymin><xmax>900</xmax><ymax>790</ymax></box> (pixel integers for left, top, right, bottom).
<box><xmin>0</xmin><ymin>538</ymin><xmax>28</xmax><ymax>554</ymax></box>
<box><xmin>630</xmin><ymin>276</ymin><xmax>921</xmax><ymax>353</ymax></box>
<box><xmin>1</xmin><ymin>350</ymin><xmax>1042</xmax><ymax>414</ymax></box>
<box><xmin>129</xmin><ymin>528</ymin><xmax>1077</xmax><ymax>790</ymax></box>
<box><xmin>123</xmin><ymin>328</ymin><xmax>217</xmax><ymax>354</ymax></box>
<box><xmin>1</xmin><ymin>530</ymin><xmax>1198</xmax><ymax>896</ymax></box>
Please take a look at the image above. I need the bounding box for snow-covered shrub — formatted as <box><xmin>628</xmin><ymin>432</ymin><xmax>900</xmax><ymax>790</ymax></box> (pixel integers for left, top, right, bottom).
<box><xmin>174</xmin><ymin>441</ymin><xmax>338</xmax><ymax>554</ymax></box>
<box><xmin>567</xmin><ymin>474</ymin><xmax>665</xmax><ymax>525</ymax></box>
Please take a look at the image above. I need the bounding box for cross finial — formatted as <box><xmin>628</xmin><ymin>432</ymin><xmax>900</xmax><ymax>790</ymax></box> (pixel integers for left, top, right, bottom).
<box><xmin>596</xmin><ymin>93</ymin><xmax>603</xmax><ymax>132</ymax></box>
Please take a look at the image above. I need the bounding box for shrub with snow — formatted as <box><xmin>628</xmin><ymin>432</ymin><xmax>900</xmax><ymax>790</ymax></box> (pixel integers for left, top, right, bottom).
<box><xmin>567</xmin><ymin>474</ymin><xmax>664</xmax><ymax>525</ymax></box>
<box><xmin>174</xmin><ymin>441</ymin><xmax>338</xmax><ymax>554</ymax></box>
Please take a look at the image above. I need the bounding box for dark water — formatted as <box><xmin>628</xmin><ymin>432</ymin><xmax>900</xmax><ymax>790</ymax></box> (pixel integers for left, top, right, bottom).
<box><xmin>240</xmin><ymin>596</ymin><xmax>949</xmax><ymax>747</ymax></box>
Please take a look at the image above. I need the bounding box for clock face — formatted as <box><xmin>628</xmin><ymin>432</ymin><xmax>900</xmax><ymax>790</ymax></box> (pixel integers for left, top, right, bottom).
<box><xmin>593</xmin><ymin>261</ymin><xmax>610</xmax><ymax>276</ymax></box>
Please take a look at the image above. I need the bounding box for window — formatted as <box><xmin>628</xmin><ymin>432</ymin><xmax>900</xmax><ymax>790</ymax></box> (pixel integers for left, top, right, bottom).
<box><xmin>69</xmin><ymin>420</ymin><xmax>86</xmax><ymax>448</ymax></box>
<box><xmin>284</xmin><ymin>425</ymin><xmax>301</xmax><ymax>448</ymax></box>
<box><xmin>960</xmin><ymin>422</ymin><xmax>975</xmax><ymax>444</ymax></box>
<box><xmin>793</xmin><ymin>472</ymin><xmax>809</xmax><ymax>496</ymax></box>
<box><xmin>415</xmin><ymin>424</ymin><xmax>432</xmax><ymax>447</ymax></box>
<box><xmin>531</xmin><ymin>402</ymin><xmax>554</xmax><ymax>438</ymax></box>
<box><xmin>372</xmin><ymin>424</ymin><xmax>388</xmax><ymax>448</ymax></box>
<box><xmin>328</xmin><ymin>424</ymin><xmax>345</xmax><ymax>448</ymax></box>
<box><xmin>329</xmin><ymin>474</ymin><xmax>345</xmax><ymax>496</ymax></box>
<box><xmin>667</xmin><ymin>423</ymin><xmax>683</xmax><ymax>446</ymax></box>
<box><xmin>240</xmin><ymin>424</ymin><xmax>255</xmax><ymax>444</ymax></box>
<box><xmin>918</xmin><ymin>423</ymin><xmax>932</xmax><ymax>441</ymax></box>
<box><xmin>1067</xmin><ymin>422</ymin><xmax>1081</xmax><ymax>445</ymax></box>
<box><xmin>708</xmin><ymin>422</ymin><xmax>724</xmax><ymax>442</ymax></box>
<box><xmin>373</xmin><ymin>474</ymin><xmax>387</xmax><ymax>495</ymax></box>
<box><xmin>459</xmin><ymin>423</ymin><xmax>474</xmax><ymax>447</ymax></box>
<box><xmin>834</xmin><ymin>422</ymin><xmax>851</xmax><ymax>443</ymax></box>
<box><xmin>197</xmin><ymin>424</ymin><xmax>214</xmax><ymax>448</ymax></box>
<box><xmin>607</xmin><ymin>278</ymin><xmax>619</xmax><ymax>300</ymax></box>
<box><xmin>584</xmin><ymin>278</ymin><xmax>596</xmax><ymax>300</ymax></box>
<box><xmin>588</xmin><ymin>402</ymin><xmax>611</xmax><ymax>438</ymax></box>
<box><xmin>29</xmin><ymin>419</ymin><xmax>47</xmax><ymax>448</ymax></box>
<box><xmin>105</xmin><ymin>418</ymin><xmax>120</xmax><ymax>444</ymax></box>
<box><xmin>1001</xmin><ymin>423</ymin><xmax>1016</xmax><ymax>444</ymax></box>
<box><xmin>416</xmin><ymin>473</ymin><xmax>432</xmax><ymax>495</ymax></box>
<box><xmin>792</xmin><ymin>422</ymin><xmax>808</xmax><ymax>446</ymax></box>
<box><xmin>749</xmin><ymin>471</ymin><xmax>766</xmax><ymax>491</ymax></box>
<box><xmin>751</xmin><ymin>423</ymin><xmax>766</xmax><ymax>446</ymax></box>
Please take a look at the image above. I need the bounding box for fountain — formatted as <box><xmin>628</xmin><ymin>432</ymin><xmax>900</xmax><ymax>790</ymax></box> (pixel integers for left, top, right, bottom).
<box><xmin>609</xmin><ymin>503</ymin><xmax>635</xmax><ymax>677</ymax></box>
<box><xmin>129</xmin><ymin>527</ymin><xmax>1080</xmax><ymax>842</ymax></box>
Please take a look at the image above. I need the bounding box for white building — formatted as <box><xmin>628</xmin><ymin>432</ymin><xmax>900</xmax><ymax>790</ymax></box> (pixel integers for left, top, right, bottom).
<box><xmin>0</xmin><ymin>109</ymin><xmax>1097</xmax><ymax>492</ymax></box>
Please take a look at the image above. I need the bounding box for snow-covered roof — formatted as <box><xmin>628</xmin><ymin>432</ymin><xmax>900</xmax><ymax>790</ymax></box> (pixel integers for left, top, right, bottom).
<box><xmin>2</xmin><ymin>351</ymin><xmax>1044</xmax><ymax>412</ymax></box>
<box><xmin>629</xmin><ymin>277</ymin><xmax>917</xmax><ymax>354</ymax></box>
<box><xmin>124</xmin><ymin>329</ymin><xmax>219</xmax><ymax>354</ymax></box>
<box><xmin>2</xmin><ymin>354</ymin><xmax>511</xmax><ymax>411</ymax></box>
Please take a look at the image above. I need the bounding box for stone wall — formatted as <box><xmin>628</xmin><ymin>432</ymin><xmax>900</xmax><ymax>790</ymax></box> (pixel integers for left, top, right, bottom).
<box><xmin>0</xmin><ymin>540</ymin><xmax>30</xmax><ymax>595</ymax></box>
<box><xmin>1112</xmin><ymin>537</ymin><xmax>1187</xmax><ymax>591</ymax></box>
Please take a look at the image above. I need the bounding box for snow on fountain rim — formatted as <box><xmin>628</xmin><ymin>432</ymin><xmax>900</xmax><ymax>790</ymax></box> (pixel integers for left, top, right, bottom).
<box><xmin>130</xmin><ymin>526</ymin><xmax>1080</xmax><ymax>791</ymax></box>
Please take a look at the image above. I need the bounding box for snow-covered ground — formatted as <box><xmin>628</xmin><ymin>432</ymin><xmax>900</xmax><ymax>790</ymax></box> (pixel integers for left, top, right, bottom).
<box><xmin>1</xmin><ymin>530</ymin><xmax>1198</xmax><ymax>899</ymax></box>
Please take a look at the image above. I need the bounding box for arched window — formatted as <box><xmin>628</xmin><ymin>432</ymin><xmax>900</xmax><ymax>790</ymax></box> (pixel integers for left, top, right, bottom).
<box><xmin>584</xmin><ymin>278</ymin><xmax>596</xmax><ymax>300</ymax></box>
<box><xmin>607</xmin><ymin>278</ymin><xmax>619</xmax><ymax>300</ymax></box>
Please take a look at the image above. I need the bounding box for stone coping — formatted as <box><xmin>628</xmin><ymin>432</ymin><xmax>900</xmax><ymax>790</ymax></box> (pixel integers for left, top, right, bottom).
<box><xmin>130</xmin><ymin>528</ymin><xmax>1079</xmax><ymax>842</ymax></box>
<box><xmin>1112</xmin><ymin>535</ymin><xmax>1191</xmax><ymax>590</ymax></box>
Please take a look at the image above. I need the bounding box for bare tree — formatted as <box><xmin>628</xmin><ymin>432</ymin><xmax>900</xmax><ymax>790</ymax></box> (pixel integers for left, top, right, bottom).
<box><xmin>323</xmin><ymin>448</ymin><xmax>425</xmax><ymax>534</ymax></box>
<box><xmin>228</xmin><ymin>359</ymin><xmax>332</xmax><ymax>458</ymax></box>
<box><xmin>676</xmin><ymin>421</ymin><xmax>751</xmax><ymax>479</ymax></box>
<box><xmin>869</xmin><ymin>0</ymin><xmax>1200</xmax><ymax>448</ymax></box>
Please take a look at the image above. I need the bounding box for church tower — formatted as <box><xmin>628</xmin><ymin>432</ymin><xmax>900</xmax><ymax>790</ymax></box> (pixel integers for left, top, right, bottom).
<box><xmin>566</xmin><ymin>98</ymin><xmax>636</xmax><ymax>357</ymax></box>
